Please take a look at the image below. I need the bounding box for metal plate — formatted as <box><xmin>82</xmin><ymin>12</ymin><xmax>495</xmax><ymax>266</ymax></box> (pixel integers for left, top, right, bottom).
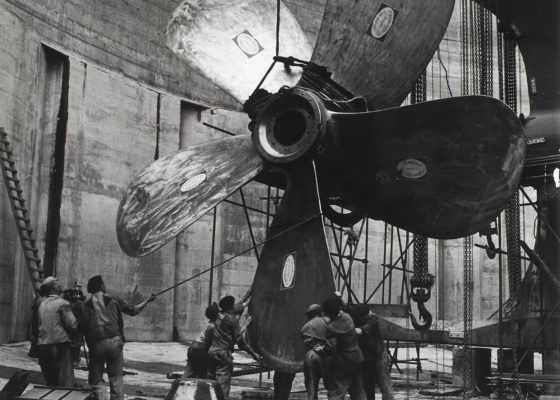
<box><xmin>166</xmin><ymin>0</ymin><xmax>312</xmax><ymax>104</ymax></box>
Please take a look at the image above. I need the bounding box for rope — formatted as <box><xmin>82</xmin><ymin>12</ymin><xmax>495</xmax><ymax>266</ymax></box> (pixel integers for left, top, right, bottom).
<box><xmin>275</xmin><ymin>0</ymin><xmax>281</xmax><ymax>56</ymax></box>
<box><xmin>248</xmin><ymin>0</ymin><xmax>282</xmax><ymax>97</ymax></box>
<box><xmin>153</xmin><ymin>213</ymin><xmax>321</xmax><ymax>297</ymax></box>
<box><xmin>436</xmin><ymin>49</ymin><xmax>453</xmax><ymax>97</ymax></box>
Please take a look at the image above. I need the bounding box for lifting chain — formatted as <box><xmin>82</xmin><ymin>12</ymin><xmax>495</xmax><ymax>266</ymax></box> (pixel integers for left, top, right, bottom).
<box><xmin>506</xmin><ymin>192</ymin><xmax>522</xmax><ymax>294</ymax></box>
<box><xmin>503</xmin><ymin>28</ymin><xmax>522</xmax><ymax>295</ymax></box>
<box><xmin>461</xmin><ymin>0</ymin><xmax>470</xmax><ymax>96</ymax></box>
<box><xmin>463</xmin><ymin>235</ymin><xmax>474</xmax><ymax>399</ymax></box>
<box><xmin>502</xmin><ymin>24</ymin><xmax>522</xmax><ymax>397</ymax></box>
<box><xmin>410</xmin><ymin>235</ymin><xmax>435</xmax><ymax>330</ymax></box>
<box><xmin>495</xmin><ymin>16</ymin><xmax>523</xmax><ymax>397</ymax></box>
<box><xmin>461</xmin><ymin>2</ymin><xmax>479</xmax><ymax>396</ymax></box>
<box><xmin>409</xmin><ymin>71</ymin><xmax>434</xmax><ymax>331</ymax></box>
<box><xmin>481</xmin><ymin>6</ymin><xmax>494</xmax><ymax>96</ymax></box>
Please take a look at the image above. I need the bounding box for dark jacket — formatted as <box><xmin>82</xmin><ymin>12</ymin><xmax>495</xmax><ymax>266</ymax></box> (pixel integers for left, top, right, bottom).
<box><xmin>354</xmin><ymin>313</ymin><xmax>384</xmax><ymax>362</ymax></box>
<box><xmin>81</xmin><ymin>293</ymin><xmax>137</xmax><ymax>345</ymax></box>
<box><xmin>325</xmin><ymin>312</ymin><xmax>364</xmax><ymax>376</ymax></box>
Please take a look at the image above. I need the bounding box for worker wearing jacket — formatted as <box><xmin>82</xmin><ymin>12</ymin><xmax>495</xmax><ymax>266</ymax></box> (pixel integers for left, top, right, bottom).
<box><xmin>81</xmin><ymin>275</ymin><xmax>155</xmax><ymax>400</ymax></box>
<box><xmin>37</xmin><ymin>276</ymin><xmax>78</xmax><ymax>387</ymax></box>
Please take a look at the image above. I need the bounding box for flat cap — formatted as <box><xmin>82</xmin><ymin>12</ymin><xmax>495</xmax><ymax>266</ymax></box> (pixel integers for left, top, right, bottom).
<box><xmin>40</xmin><ymin>276</ymin><xmax>58</xmax><ymax>292</ymax></box>
<box><xmin>306</xmin><ymin>304</ymin><xmax>321</xmax><ymax>314</ymax></box>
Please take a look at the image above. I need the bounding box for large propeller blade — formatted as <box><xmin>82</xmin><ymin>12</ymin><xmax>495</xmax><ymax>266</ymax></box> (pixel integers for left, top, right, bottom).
<box><xmin>316</xmin><ymin>96</ymin><xmax>526</xmax><ymax>239</ymax></box>
<box><xmin>248</xmin><ymin>161</ymin><xmax>335</xmax><ymax>372</ymax></box>
<box><xmin>309</xmin><ymin>0</ymin><xmax>455</xmax><ymax>109</ymax></box>
<box><xmin>166</xmin><ymin>0</ymin><xmax>312</xmax><ymax>105</ymax></box>
<box><xmin>117</xmin><ymin>135</ymin><xmax>264</xmax><ymax>257</ymax></box>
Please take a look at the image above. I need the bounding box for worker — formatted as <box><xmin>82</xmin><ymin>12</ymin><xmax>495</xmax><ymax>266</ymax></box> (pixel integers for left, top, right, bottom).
<box><xmin>322</xmin><ymin>296</ymin><xmax>366</xmax><ymax>400</ymax></box>
<box><xmin>183</xmin><ymin>302</ymin><xmax>219</xmax><ymax>378</ymax></box>
<box><xmin>63</xmin><ymin>281</ymin><xmax>86</xmax><ymax>367</ymax></box>
<box><xmin>348</xmin><ymin>304</ymin><xmax>394</xmax><ymax>400</ymax></box>
<box><xmin>301</xmin><ymin>304</ymin><xmax>329</xmax><ymax>400</ymax></box>
<box><xmin>233</xmin><ymin>300</ymin><xmax>251</xmax><ymax>335</ymax></box>
<box><xmin>207</xmin><ymin>295</ymin><xmax>262</xmax><ymax>400</ymax></box>
<box><xmin>81</xmin><ymin>275</ymin><xmax>155</xmax><ymax>400</ymax></box>
<box><xmin>37</xmin><ymin>276</ymin><xmax>79</xmax><ymax>387</ymax></box>
<box><xmin>273</xmin><ymin>371</ymin><xmax>296</xmax><ymax>400</ymax></box>
<box><xmin>29</xmin><ymin>283</ymin><xmax>48</xmax><ymax>358</ymax></box>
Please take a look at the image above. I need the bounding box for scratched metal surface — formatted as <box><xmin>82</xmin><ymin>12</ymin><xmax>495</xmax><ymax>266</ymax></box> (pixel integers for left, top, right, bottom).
<box><xmin>316</xmin><ymin>95</ymin><xmax>526</xmax><ymax>239</ymax></box>
<box><xmin>166</xmin><ymin>0</ymin><xmax>313</xmax><ymax>104</ymax></box>
<box><xmin>310</xmin><ymin>0</ymin><xmax>455</xmax><ymax>109</ymax></box>
<box><xmin>248</xmin><ymin>162</ymin><xmax>335</xmax><ymax>372</ymax></box>
<box><xmin>116</xmin><ymin>134</ymin><xmax>263</xmax><ymax>257</ymax></box>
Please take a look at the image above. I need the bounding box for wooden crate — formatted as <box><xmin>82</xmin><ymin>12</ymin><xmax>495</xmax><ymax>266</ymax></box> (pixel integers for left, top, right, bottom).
<box><xmin>16</xmin><ymin>386</ymin><xmax>93</xmax><ymax>400</ymax></box>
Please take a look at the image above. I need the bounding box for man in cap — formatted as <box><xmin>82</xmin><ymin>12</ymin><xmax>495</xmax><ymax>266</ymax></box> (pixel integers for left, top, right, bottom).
<box><xmin>183</xmin><ymin>302</ymin><xmax>219</xmax><ymax>379</ymax></box>
<box><xmin>29</xmin><ymin>282</ymin><xmax>48</xmax><ymax>358</ymax></box>
<box><xmin>37</xmin><ymin>276</ymin><xmax>78</xmax><ymax>386</ymax></box>
<box><xmin>322</xmin><ymin>296</ymin><xmax>366</xmax><ymax>400</ymax></box>
<box><xmin>348</xmin><ymin>304</ymin><xmax>394</xmax><ymax>400</ymax></box>
<box><xmin>81</xmin><ymin>275</ymin><xmax>155</xmax><ymax>400</ymax></box>
<box><xmin>63</xmin><ymin>280</ymin><xmax>86</xmax><ymax>367</ymax></box>
<box><xmin>301</xmin><ymin>304</ymin><xmax>329</xmax><ymax>400</ymax></box>
<box><xmin>207</xmin><ymin>295</ymin><xmax>261</xmax><ymax>400</ymax></box>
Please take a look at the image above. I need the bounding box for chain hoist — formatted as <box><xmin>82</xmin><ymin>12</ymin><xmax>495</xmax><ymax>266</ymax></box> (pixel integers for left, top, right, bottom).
<box><xmin>460</xmin><ymin>2</ymin><xmax>478</xmax><ymax>396</ymax></box>
<box><xmin>503</xmin><ymin>30</ymin><xmax>522</xmax><ymax>295</ymax></box>
<box><xmin>463</xmin><ymin>235</ymin><xmax>474</xmax><ymax>398</ymax></box>
<box><xmin>502</xmin><ymin>24</ymin><xmax>522</xmax><ymax>396</ymax></box>
<box><xmin>408</xmin><ymin>70</ymin><xmax>434</xmax><ymax>331</ymax></box>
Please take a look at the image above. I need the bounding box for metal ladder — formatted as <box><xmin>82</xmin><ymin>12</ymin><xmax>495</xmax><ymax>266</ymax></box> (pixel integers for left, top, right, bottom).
<box><xmin>0</xmin><ymin>127</ymin><xmax>44</xmax><ymax>293</ymax></box>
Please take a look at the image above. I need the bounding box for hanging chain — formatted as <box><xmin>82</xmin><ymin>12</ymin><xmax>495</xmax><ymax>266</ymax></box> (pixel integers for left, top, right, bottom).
<box><xmin>461</xmin><ymin>0</ymin><xmax>469</xmax><ymax>96</ymax></box>
<box><xmin>500</xmin><ymin>17</ymin><xmax>522</xmax><ymax>397</ymax></box>
<box><xmin>498</xmin><ymin>24</ymin><xmax>504</xmax><ymax>101</ymax></box>
<box><xmin>463</xmin><ymin>236</ymin><xmax>473</xmax><ymax>399</ymax></box>
<box><xmin>481</xmin><ymin>7</ymin><xmax>493</xmax><ymax>96</ymax></box>
<box><xmin>461</xmin><ymin>2</ymin><xmax>477</xmax><ymax>397</ymax></box>
<box><xmin>409</xmin><ymin>72</ymin><xmax>434</xmax><ymax>331</ymax></box>
<box><xmin>504</xmin><ymin>35</ymin><xmax>518</xmax><ymax>114</ymax></box>
<box><xmin>506</xmin><ymin>192</ymin><xmax>522</xmax><ymax>294</ymax></box>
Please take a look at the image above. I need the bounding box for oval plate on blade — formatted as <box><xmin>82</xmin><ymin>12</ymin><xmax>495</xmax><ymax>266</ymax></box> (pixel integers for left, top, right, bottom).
<box><xmin>320</xmin><ymin>96</ymin><xmax>526</xmax><ymax>239</ymax></box>
<box><xmin>249</xmin><ymin>162</ymin><xmax>335</xmax><ymax>372</ymax></box>
<box><xmin>117</xmin><ymin>134</ymin><xmax>263</xmax><ymax>257</ymax></box>
<box><xmin>166</xmin><ymin>0</ymin><xmax>313</xmax><ymax>104</ymax></box>
<box><xmin>310</xmin><ymin>0</ymin><xmax>455</xmax><ymax>109</ymax></box>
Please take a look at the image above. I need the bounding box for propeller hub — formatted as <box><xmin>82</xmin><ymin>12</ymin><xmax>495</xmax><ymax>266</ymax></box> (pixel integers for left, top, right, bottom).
<box><xmin>252</xmin><ymin>87</ymin><xmax>326</xmax><ymax>163</ymax></box>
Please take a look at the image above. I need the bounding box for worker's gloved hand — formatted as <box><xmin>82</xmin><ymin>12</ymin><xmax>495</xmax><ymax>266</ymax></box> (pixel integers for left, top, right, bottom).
<box><xmin>355</xmin><ymin>327</ymin><xmax>363</xmax><ymax>336</ymax></box>
<box><xmin>252</xmin><ymin>353</ymin><xmax>264</xmax><ymax>364</ymax></box>
<box><xmin>148</xmin><ymin>294</ymin><xmax>157</xmax><ymax>302</ymax></box>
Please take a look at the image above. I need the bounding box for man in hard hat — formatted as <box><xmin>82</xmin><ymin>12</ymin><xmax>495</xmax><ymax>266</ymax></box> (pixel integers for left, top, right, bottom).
<box><xmin>37</xmin><ymin>276</ymin><xmax>78</xmax><ymax>386</ymax></box>
<box><xmin>301</xmin><ymin>303</ymin><xmax>329</xmax><ymax>400</ymax></box>
<box><xmin>322</xmin><ymin>296</ymin><xmax>366</xmax><ymax>400</ymax></box>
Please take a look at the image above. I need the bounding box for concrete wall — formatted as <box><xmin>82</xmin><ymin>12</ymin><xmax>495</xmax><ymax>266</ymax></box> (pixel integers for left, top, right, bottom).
<box><xmin>2</xmin><ymin>0</ymin><xmax>238</xmax><ymax>111</ymax></box>
<box><xmin>0</xmin><ymin>5</ymin><xmax>51</xmax><ymax>342</ymax></box>
<box><xmin>0</xmin><ymin>0</ymin><xmax>533</xmax><ymax>343</ymax></box>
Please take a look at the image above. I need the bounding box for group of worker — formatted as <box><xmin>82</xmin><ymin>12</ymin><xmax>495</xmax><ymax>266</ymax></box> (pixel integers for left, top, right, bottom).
<box><xmin>299</xmin><ymin>294</ymin><xmax>394</xmax><ymax>400</ymax></box>
<box><xmin>182</xmin><ymin>295</ymin><xmax>261</xmax><ymax>400</ymax></box>
<box><xmin>33</xmin><ymin>276</ymin><xmax>392</xmax><ymax>400</ymax></box>
<box><xmin>32</xmin><ymin>275</ymin><xmax>155</xmax><ymax>400</ymax></box>
<box><xmin>184</xmin><ymin>292</ymin><xmax>394</xmax><ymax>400</ymax></box>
